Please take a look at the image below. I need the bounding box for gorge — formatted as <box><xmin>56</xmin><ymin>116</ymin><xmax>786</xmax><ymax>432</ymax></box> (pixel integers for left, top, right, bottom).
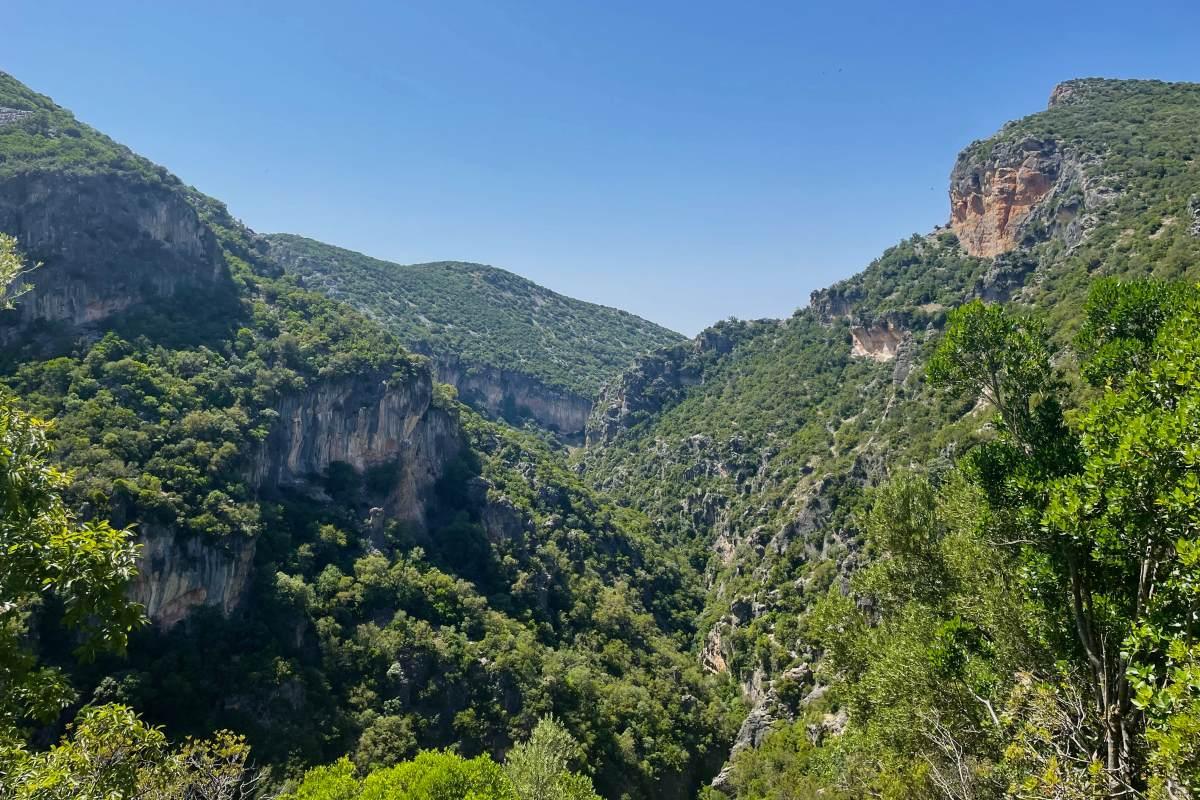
<box><xmin>4</xmin><ymin>72</ymin><xmax>1200</xmax><ymax>800</ymax></box>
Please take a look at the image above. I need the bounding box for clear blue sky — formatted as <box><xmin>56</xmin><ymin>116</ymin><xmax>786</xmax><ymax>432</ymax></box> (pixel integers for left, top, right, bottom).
<box><xmin>7</xmin><ymin>1</ymin><xmax>1200</xmax><ymax>334</ymax></box>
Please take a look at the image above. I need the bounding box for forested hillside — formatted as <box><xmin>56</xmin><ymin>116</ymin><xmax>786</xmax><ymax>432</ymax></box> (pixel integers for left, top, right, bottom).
<box><xmin>265</xmin><ymin>234</ymin><xmax>683</xmax><ymax>435</ymax></box>
<box><xmin>0</xmin><ymin>72</ymin><xmax>732</xmax><ymax>799</ymax></box>
<box><xmin>580</xmin><ymin>78</ymin><xmax>1200</xmax><ymax>797</ymax></box>
<box><xmin>3</xmin><ymin>71</ymin><xmax>1200</xmax><ymax>800</ymax></box>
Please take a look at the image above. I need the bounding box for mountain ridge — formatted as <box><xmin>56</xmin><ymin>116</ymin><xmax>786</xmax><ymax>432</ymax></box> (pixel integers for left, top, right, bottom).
<box><xmin>578</xmin><ymin>75</ymin><xmax>1200</xmax><ymax>793</ymax></box>
<box><xmin>0</xmin><ymin>70</ymin><xmax>732</xmax><ymax>799</ymax></box>
<box><xmin>264</xmin><ymin>233</ymin><xmax>684</xmax><ymax>434</ymax></box>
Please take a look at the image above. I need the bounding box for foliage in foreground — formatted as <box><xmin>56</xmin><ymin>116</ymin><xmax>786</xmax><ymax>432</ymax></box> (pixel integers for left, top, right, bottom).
<box><xmin>0</xmin><ymin>396</ymin><xmax>261</xmax><ymax>798</ymax></box>
<box><xmin>281</xmin><ymin>716</ymin><xmax>600</xmax><ymax>800</ymax></box>
<box><xmin>722</xmin><ymin>280</ymin><xmax>1200</xmax><ymax>799</ymax></box>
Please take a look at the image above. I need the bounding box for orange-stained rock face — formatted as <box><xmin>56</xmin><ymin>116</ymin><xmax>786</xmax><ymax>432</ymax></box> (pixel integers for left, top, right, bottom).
<box><xmin>702</xmin><ymin>626</ymin><xmax>728</xmax><ymax>674</ymax></box>
<box><xmin>949</xmin><ymin>138</ymin><xmax>1061</xmax><ymax>257</ymax></box>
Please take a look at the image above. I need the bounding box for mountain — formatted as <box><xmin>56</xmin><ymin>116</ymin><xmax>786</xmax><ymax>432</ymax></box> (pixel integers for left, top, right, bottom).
<box><xmin>263</xmin><ymin>234</ymin><xmax>684</xmax><ymax>436</ymax></box>
<box><xmin>5</xmin><ymin>69</ymin><xmax>1200</xmax><ymax>800</ymax></box>
<box><xmin>0</xmin><ymin>71</ymin><xmax>730</xmax><ymax>799</ymax></box>
<box><xmin>578</xmin><ymin>77</ymin><xmax>1200</xmax><ymax>792</ymax></box>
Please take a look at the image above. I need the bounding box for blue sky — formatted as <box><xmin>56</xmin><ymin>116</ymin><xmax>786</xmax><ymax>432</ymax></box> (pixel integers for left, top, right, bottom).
<box><xmin>7</xmin><ymin>1</ymin><xmax>1200</xmax><ymax>334</ymax></box>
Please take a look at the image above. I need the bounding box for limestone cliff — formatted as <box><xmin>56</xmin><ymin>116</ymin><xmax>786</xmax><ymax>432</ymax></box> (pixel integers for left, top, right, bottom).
<box><xmin>432</xmin><ymin>355</ymin><xmax>592</xmax><ymax>437</ymax></box>
<box><xmin>949</xmin><ymin>137</ymin><xmax>1063</xmax><ymax>257</ymax></box>
<box><xmin>250</xmin><ymin>367</ymin><xmax>462</xmax><ymax>529</ymax></box>
<box><xmin>809</xmin><ymin>284</ymin><xmax>912</xmax><ymax>362</ymax></box>
<box><xmin>849</xmin><ymin>320</ymin><xmax>907</xmax><ymax>362</ymax></box>
<box><xmin>948</xmin><ymin>124</ymin><xmax>1107</xmax><ymax>259</ymax></box>
<box><xmin>0</xmin><ymin>172</ymin><xmax>226</xmax><ymax>339</ymax></box>
<box><xmin>129</xmin><ymin>526</ymin><xmax>256</xmax><ymax>629</ymax></box>
<box><xmin>129</xmin><ymin>367</ymin><xmax>461</xmax><ymax>629</ymax></box>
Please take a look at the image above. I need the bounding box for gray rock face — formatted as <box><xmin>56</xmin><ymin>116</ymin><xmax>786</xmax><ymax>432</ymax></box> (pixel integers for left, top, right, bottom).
<box><xmin>129</xmin><ymin>526</ymin><xmax>256</xmax><ymax>629</ymax></box>
<box><xmin>0</xmin><ymin>107</ymin><xmax>32</xmax><ymax>127</ymax></box>
<box><xmin>433</xmin><ymin>355</ymin><xmax>592</xmax><ymax>437</ymax></box>
<box><xmin>129</xmin><ymin>368</ymin><xmax>463</xmax><ymax>629</ymax></box>
<box><xmin>0</xmin><ymin>172</ymin><xmax>225</xmax><ymax>339</ymax></box>
<box><xmin>808</xmin><ymin>283</ymin><xmax>863</xmax><ymax>323</ymax></box>
<box><xmin>1048</xmin><ymin>80</ymin><xmax>1084</xmax><ymax>109</ymax></box>
<box><xmin>710</xmin><ymin>664</ymin><xmax>824</xmax><ymax>793</ymax></box>
<box><xmin>250</xmin><ymin>368</ymin><xmax>462</xmax><ymax>530</ymax></box>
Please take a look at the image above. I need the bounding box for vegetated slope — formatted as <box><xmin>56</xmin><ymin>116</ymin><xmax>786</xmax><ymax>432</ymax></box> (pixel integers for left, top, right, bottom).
<box><xmin>579</xmin><ymin>77</ymin><xmax>1200</xmax><ymax>787</ymax></box>
<box><xmin>265</xmin><ymin>234</ymin><xmax>684</xmax><ymax>434</ymax></box>
<box><xmin>0</xmin><ymin>72</ymin><xmax>733</xmax><ymax>799</ymax></box>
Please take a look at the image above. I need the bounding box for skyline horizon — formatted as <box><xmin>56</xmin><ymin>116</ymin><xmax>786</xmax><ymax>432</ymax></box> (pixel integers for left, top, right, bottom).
<box><xmin>3</xmin><ymin>69</ymin><xmax>1148</xmax><ymax>338</ymax></box>
<box><xmin>7</xmin><ymin>1</ymin><xmax>1200</xmax><ymax>334</ymax></box>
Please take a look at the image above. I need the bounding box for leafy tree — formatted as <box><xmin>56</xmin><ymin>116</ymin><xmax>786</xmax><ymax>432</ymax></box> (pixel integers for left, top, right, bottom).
<box><xmin>358</xmin><ymin>750</ymin><xmax>515</xmax><ymax>800</ymax></box>
<box><xmin>0</xmin><ymin>233</ymin><xmax>37</xmax><ymax>309</ymax></box>
<box><xmin>0</xmin><ymin>396</ymin><xmax>261</xmax><ymax>798</ymax></box>
<box><xmin>1074</xmin><ymin>279</ymin><xmax>1198</xmax><ymax>387</ymax></box>
<box><xmin>928</xmin><ymin>284</ymin><xmax>1200</xmax><ymax>795</ymax></box>
<box><xmin>1060</xmin><ymin>289</ymin><xmax>1200</xmax><ymax>797</ymax></box>
<box><xmin>283</xmin><ymin>719</ymin><xmax>600</xmax><ymax>800</ymax></box>
<box><xmin>0</xmin><ymin>397</ymin><xmax>142</xmax><ymax>736</ymax></box>
<box><xmin>802</xmin><ymin>471</ymin><xmax>1039</xmax><ymax>799</ymax></box>
<box><xmin>1</xmin><ymin>704</ymin><xmax>263</xmax><ymax>800</ymax></box>
<box><xmin>504</xmin><ymin>716</ymin><xmax>600</xmax><ymax>800</ymax></box>
<box><xmin>927</xmin><ymin>299</ymin><xmax>1059</xmax><ymax>450</ymax></box>
<box><xmin>284</xmin><ymin>751</ymin><xmax>515</xmax><ymax>800</ymax></box>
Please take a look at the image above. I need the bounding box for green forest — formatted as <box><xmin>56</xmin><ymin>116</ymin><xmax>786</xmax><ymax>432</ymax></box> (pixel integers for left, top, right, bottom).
<box><xmin>263</xmin><ymin>234</ymin><xmax>683</xmax><ymax>398</ymax></box>
<box><xmin>2</xmin><ymin>69</ymin><xmax>1200</xmax><ymax>800</ymax></box>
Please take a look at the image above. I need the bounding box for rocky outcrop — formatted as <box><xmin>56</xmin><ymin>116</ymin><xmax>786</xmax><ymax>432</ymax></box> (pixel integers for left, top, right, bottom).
<box><xmin>710</xmin><ymin>664</ymin><xmax>822</xmax><ymax>793</ymax></box>
<box><xmin>250</xmin><ymin>368</ymin><xmax>461</xmax><ymax>529</ymax></box>
<box><xmin>588</xmin><ymin>320</ymin><xmax>765</xmax><ymax>445</ymax></box>
<box><xmin>1047</xmin><ymin>78</ymin><xmax>1112</xmax><ymax>110</ymax></box>
<box><xmin>0</xmin><ymin>172</ymin><xmax>226</xmax><ymax>339</ymax></box>
<box><xmin>949</xmin><ymin>133</ymin><xmax>1109</xmax><ymax>259</ymax></box>
<box><xmin>808</xmin><ymin>285</ymin><xmax>911</xmax><ymax>363</ymax></box>
<box><xmin>130</xmin><ymin>527</ymin><xmax>256</xmax><ymax>629</ymax></box>
<box><xmin>433</xmin><ymin>356</ymin><xmax>591</xmax><ymax>437</ymax></box>
<box><xmin>950</xmin><ymin>137</ymin><xmax>1063</xmax><ymax>258</ymax></box>
<box><xmin>808</xmin><ymin>284</ymin><xmax>863</xmax><ymax>324</ymax></box>
<box><xmin>1048</xmin><ymin>80</ymin><xmax>1084</xmax><ymax>109</ymax></box>
<box><xmin>129</xmin><ymin>365</ymin><xmax>464</xmax><ymax>630</ymax></box>
<box><xmin>849</xmin><ymin>320</ymin><xmax>906</xmax><ymax>361</ymax></box>
<box><xmin>0</xmin><ymin>107</ymin><xmax>32</xmax><ymax>127</ymax></box>
<box><xmin>701</xmin><ymin>626</ymin><xmax>730</xmax><ymax>674</ymax></box>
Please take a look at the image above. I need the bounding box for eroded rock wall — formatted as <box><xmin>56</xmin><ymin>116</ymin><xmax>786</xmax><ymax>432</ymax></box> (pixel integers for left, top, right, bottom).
<box><xmin>949</xmin><ymin>131</ymin><xmax>1108</xmax><ymax>259</ymax></box>
<box><xmin>0</xmin><ymin>172</ymin><xmax>226</xmax><ymax>338</ymax></box>
<box><xmin>849</xmin><ymin>321</ymin><xmax>906</xmax><ymax>362</ymax></box>
<box><xmin>129</xmin><ymin>526</ymin><xmax>256</xmax><ymax>629</ymax></box>
<box><xmin>949</xmin><ymin>137</ymin><xmax>1062</xmax><ymax>258</ymax></box>
<box><xmin>251</xmin><ymin>369</ymin><xmax>461</xmax><ymax>526</ymax></box>
<box><xmin>434</xmin><ymin>356</ymin><xmax>592</xmax><ymax>437</ymax></box>
<box><xmin>130</xmin><ymin>369</ymin><xmax>462</xmax><ymax>629</ymax></box>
